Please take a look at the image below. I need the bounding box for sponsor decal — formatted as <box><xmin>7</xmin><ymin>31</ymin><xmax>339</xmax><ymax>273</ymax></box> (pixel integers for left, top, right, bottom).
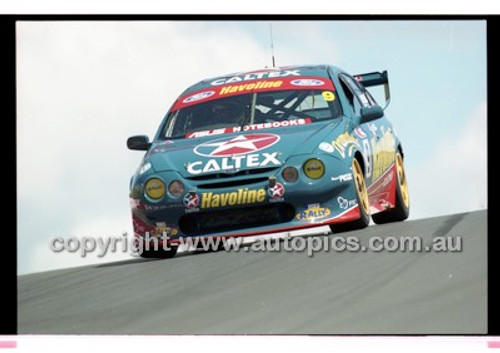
<box><xmin>381</xmin><ymin>169</ymin><xmax>394</xmax><ymax>188</ymax></box>
<box><xmin>173</xmin><ymin>75</ymin><xmax>336</xmax><ymax>111</ymax></box>
<box><xmin>182</xmin><ymin>90</ymin><xmax>215</xmax><ymax>104</ymax></box>
<box><xmin>188</xmin><ymin>133</ymin><xmax>282</xmax><ymax>175</ymax></box>
<box><xmin>338</xmin><ymin>197</ymin><xmax>357</xmax><ymax>210</ymax></box>
<box><xmin>186</xmin><ymin>128</ymin><xmax>228</xmax><ymax>139</ymax></box>
<box><xmin>331</xmin><ymin>173</ymin><xmax>353</xmax><ymax>182</ymax></box>
<box><xmin>296</xmin><ymin>204</ymin><xmax>331</xmax><ymax>221</ymax></box>
<box><xmin>219</xmin><ymin>80</ymin><xmax>283</xmax><ymax>95</ymax></box>
<box><xmin>362</xmin><ymin>138</ymin><xmax>372</xmax><ymax>178</ymax></box>
<box><xmin>194</xmin><ymin>133</ymin><xmax>280</xmax><ymax>157</ymax></box>
<box><xmin>354</xmin><ymin>127</ymin><xmax>367</xmax><ymax>139</ymax></box>
<box><xmin>370</xmin><ymin>127</ymin><xmax>396</xmax><ymax>181</ymax></box>
<box><xmin>152</xmin><ymin>222</ymin><xmax>179</xmax><ymax>237</ymax></box>
<box><xmin>211</xmin><ymin>70</ymin><xmax>301</xmax><ymax>86</ymax></box>
<box><xmin>290</xmin><ymin>79</ymin><xmax>325</xmax><ymax>86</ymax></box>
<box><xmin>368</xmin><ymin>163</ymin><xmax>396</xmax><ymax>195</ymax></box>
<box><xmin>338</xmin><ymin>196</ymin><xmax>349</xmax><ymax>209</ymax></box>
<box><xmin>186</xmin><ymin>118</ymin><xmax>311</xmax><ymax>138</ymax></box>
<box><xmin>242</xmin><ymin>118</ymin><xmax>311</xmax><ymax>131</ymax></box>
<box><xmin>183</xmin><ymin>192</ymin><xmax>200</xmax><ymax>212</ymax></box>
<box><xmin>268</xmin><ymin>182</ymin><xmax>285</xmax><ymax>202</ymax></box>
<box><xmin>187</xmin><ymin>152</ymin><xmax>280</xmax><ymax>175</ymax></box>
<box><xmin>144</xmin><ymin>203</ymin><xmax>183</xmax><ymax>211</ymax></box>
<box><xmin>200</xmin><ymin>188</ymin><xmax>266</xmax><ymax>209</ymax></box>
<box><xmin>318</xmin><ymin>142</ymin><xmax>334</xmax><ymax>153</ymax></box>
<box><xmin>331</xmin><ymin>132</ymin><xmax>360</xmax><ymax>158</ymax></box>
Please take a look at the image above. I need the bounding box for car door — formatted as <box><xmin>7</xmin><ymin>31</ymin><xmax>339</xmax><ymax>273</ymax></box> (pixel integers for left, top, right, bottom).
<box><xmin>338</xmin><ymin>73</ymin><xmax>396</xmax><ymax>187</ymax></box>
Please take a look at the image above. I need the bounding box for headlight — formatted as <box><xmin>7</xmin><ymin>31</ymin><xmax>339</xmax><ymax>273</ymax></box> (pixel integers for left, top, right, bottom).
<box><xmin>303</xmin><ymin>158</ymin><xmax>325</xmax><ymax>179</ymax></box>
<box><xmin>168</xmin><ymin>180</ymin><xmax>184</xmax><ymax>198</ymax></box>
<box><xmin>282</xmin><ymin>166</ymin><xmax>298</xmax><ymax>182</ymax></box>
<box><xmin>144</xmin><ymin>178</ymin><xmax>166</xmax><ymax>200</ymax></box>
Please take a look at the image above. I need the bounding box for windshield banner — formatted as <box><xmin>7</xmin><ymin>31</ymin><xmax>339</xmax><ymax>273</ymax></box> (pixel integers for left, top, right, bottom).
<box><xmin>172</xmin><ymin>76</ymin><xmax>336</xmax><ymax>111</ymax></box>
<box><xmin>185</xmin><ymin>118</ymin><xmax>313</xmax><ymax>138</ymax></box>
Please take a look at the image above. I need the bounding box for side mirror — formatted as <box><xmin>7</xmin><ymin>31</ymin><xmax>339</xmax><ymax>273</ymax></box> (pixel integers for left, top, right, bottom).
<box><xmin>127</xmin><ymin>135</ymin><xmax>151</xmax><ymax>151</ymax></box>
<box><xmin>360</xmin><ymin>105</ymin><xmax>384</xmax><ymax>124</ymax></box>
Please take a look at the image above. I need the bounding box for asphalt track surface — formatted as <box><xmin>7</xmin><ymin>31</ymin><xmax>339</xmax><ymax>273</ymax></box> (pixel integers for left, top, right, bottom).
<box><xmin>18</xmin><ymin>210</ymin><xmax>487</xmax><ymax>334</ymax></box>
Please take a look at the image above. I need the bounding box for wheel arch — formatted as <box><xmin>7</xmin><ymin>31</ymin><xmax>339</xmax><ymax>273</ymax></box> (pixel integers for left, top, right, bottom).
<box><xmin>353</xmin><ymin>150</ymin><xmax>366</xmax><ymax>176</ymax></box>
<box><xmin>397</xmin><ymin>142</ymin><xmax>404</xmax><ymax>159</ymax></box>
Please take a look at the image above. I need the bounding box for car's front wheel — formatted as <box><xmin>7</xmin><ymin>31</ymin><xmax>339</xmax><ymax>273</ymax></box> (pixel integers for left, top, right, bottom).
<box><xmin>139</xmin><ymin>245</ymin><xmax>178</xmax><ymax>259</ymax></box>
<box><xmin>330</xmin><ymin>157</ymin><xmax>370</xmax><ymax>233</ymax></box>
<box><xmin>371</xmin><ymin>152</ymin><xmax>410</xmax><ymax>224</ymax></box>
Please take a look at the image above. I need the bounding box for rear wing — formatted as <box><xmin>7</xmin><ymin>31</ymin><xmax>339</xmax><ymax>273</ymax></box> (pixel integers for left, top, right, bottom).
<box><xmin>354</xmin><ymin>70</ymin><xmax>390</xmax><ymax>109</ymax></box>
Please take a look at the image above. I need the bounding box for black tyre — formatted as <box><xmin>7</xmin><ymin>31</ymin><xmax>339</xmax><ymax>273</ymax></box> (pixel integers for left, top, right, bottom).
<box><xmin>139</xmin><ymin>245</ymin><xmax>178</xmax><ymax>259</ymax></box>
<box><xmin>371</xmin><ymin>152</ymin><xmax>410</xmax><ymax>224</ymax></box>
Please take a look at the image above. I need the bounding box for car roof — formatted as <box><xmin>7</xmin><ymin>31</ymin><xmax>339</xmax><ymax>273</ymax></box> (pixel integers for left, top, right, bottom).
<box><xmin>181</xmin><ymin>64</ymin><xmax>340</xmax><ymax>95</ymax></box>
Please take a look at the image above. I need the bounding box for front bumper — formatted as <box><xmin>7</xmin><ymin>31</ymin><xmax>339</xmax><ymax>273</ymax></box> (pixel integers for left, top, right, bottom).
<box><xmin>130</xmin><ymin>153</ymin><xmax>361</xmax><ymax>242</ymax></box>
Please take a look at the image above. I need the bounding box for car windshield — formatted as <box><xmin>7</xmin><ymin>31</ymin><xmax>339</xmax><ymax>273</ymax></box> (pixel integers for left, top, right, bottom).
<box><xmin>162</xmin><ymin>89</ymin><xmax>343</xmax><ymax>139</ymax></box>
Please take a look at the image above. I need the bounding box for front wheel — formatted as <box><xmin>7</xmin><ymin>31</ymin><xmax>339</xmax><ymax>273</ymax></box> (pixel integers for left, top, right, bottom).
<box><xmin>330</xmin><ymin>158</ymin><xmax>370</xmax><ymax>233</ymax></box>
<box><xmin>372</xmin><ymin>152</ymin><xmax>410</xmax><ymax>224</ymax></box>
<box><xmin>139</xmin><ymin>245</ymin><xmax>178</xmax><ymax>259</ymax></box>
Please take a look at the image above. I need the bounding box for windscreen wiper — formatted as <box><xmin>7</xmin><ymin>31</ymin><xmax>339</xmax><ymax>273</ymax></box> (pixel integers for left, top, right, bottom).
<box><xmin>240</xmin><ymin>93</ymin><xmax>257</xmax><ymax>129</ymax></box>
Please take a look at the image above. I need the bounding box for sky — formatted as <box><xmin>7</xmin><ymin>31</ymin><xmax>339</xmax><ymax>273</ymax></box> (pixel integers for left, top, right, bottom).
<box><xmin>17</xmin><ymin>20</ymin><xmax>487</xmax><ymax>275</ymax></box>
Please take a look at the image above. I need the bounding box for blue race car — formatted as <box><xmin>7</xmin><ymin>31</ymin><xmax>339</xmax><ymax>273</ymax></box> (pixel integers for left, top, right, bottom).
<box><xmin>128</xmin><ymin>65</ymin><xmax>409</xmax><ymax>257</ymax></box>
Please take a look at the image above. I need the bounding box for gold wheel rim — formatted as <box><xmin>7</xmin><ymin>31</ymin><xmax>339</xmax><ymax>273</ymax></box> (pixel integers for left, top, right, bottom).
<box><xmin>396</xmin><ymin>153</ymin><xmax>410</xmax><ymax>208</ymax></box>
<box><xmin>353</xmin><ymin>159</ymin><xmax>370</xmax><ymax>215</ymax></box>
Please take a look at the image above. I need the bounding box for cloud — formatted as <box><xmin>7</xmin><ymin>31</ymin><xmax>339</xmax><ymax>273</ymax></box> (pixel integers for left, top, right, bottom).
<box><xmin>17</xmin><ymin>21</ymin><xmax>345</xmax><ymax>274</ymax></box>
<box><xmin>16</xmin><ymin>22</ymin><xmax>272</xmax><ymax>274</ymax></box>
<box><xmin>406</xmin><ymin>101</ymin><xmax>487</xmax><ymax>219</ymax></box>
<box><xmin>16</xmin><ymin>21</ymin><xmax>484</xmax><ymax>274</ymax></box>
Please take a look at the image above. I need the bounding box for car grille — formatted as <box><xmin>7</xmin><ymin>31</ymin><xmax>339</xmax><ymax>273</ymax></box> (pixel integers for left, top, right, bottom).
<box><xmin>185</xmin><ymin>167</ymin><xmax>279</xmax><ymax>189</ymax></box>
<box><xmin>185</xmin><ymin>167</ymin><xmax>279</xmax><ymax>181</ymax></box>
<box><xmin>195</xmin><ymin>177</ymin><xmax>269</xmax><ymax>189</ymax></box>
<box><xmin>178</xmin><ymin>203</ymin><xmax>296</xmax><ymax>236</ymax></box>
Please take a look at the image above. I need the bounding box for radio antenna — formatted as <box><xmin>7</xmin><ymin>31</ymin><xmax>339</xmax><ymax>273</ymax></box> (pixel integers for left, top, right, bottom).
<box><xmin>269</xmin><ymin>23</ymin><xmax>276</xmax><ymax>68</ymax></box>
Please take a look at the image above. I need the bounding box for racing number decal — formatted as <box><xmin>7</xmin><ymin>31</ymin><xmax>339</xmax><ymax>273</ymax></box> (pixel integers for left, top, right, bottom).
<box><xmin>370</xmin><ymin>126</ymin><xmax>396</xmax><ymax>181</ymax></box>
<box><xmin>322</xmin><ymin>91</ymin><xmax>335</xmax><ymax>101</ymax></box>
<box><xmin>362</xmin><ymin>138</ymin><xmax>372</xmax><ymax>179</ymax></box>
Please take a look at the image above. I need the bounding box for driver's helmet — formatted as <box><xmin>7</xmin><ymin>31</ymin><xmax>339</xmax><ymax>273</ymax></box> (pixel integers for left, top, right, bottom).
<box><xmin>210</xmin><ymin>99</ymin><xmax>246</xmax><ymax>125</ymax></box>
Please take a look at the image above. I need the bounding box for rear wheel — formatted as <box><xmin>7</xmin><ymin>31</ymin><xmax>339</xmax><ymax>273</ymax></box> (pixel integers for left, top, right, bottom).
<box><xmin>330</xmin><ymin>158</ymin><xmax>370</xmax><ymax>233</ymax></box>
<box><xmin>372</xmin><ymin>152</ymin><xmax>410</xmax><ymax>224</ymax></box>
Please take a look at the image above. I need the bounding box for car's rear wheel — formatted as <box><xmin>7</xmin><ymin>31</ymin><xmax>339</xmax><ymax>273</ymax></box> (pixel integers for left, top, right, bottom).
<box><xmin>372</xmin><ymin>152</ymin><xmax>410</xmax><ymax>224</ymax></box>
<box><xmin>330</xmin><ymin>158</ymin><xmax>370</xmax><ymax>233</ymax></box>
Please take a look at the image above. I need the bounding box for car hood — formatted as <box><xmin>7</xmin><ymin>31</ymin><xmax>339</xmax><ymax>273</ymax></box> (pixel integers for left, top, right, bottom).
<box><xmin>148</xmin><ymin>120</ymin><xmax>345</xmax><ymax>177</ymax></box>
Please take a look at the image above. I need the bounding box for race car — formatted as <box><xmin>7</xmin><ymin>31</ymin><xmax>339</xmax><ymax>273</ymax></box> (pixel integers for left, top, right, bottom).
<box><xmin>128</xmin><ymin>65</ymin><xmax>409</xmax><ymax>257</ymax></box>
